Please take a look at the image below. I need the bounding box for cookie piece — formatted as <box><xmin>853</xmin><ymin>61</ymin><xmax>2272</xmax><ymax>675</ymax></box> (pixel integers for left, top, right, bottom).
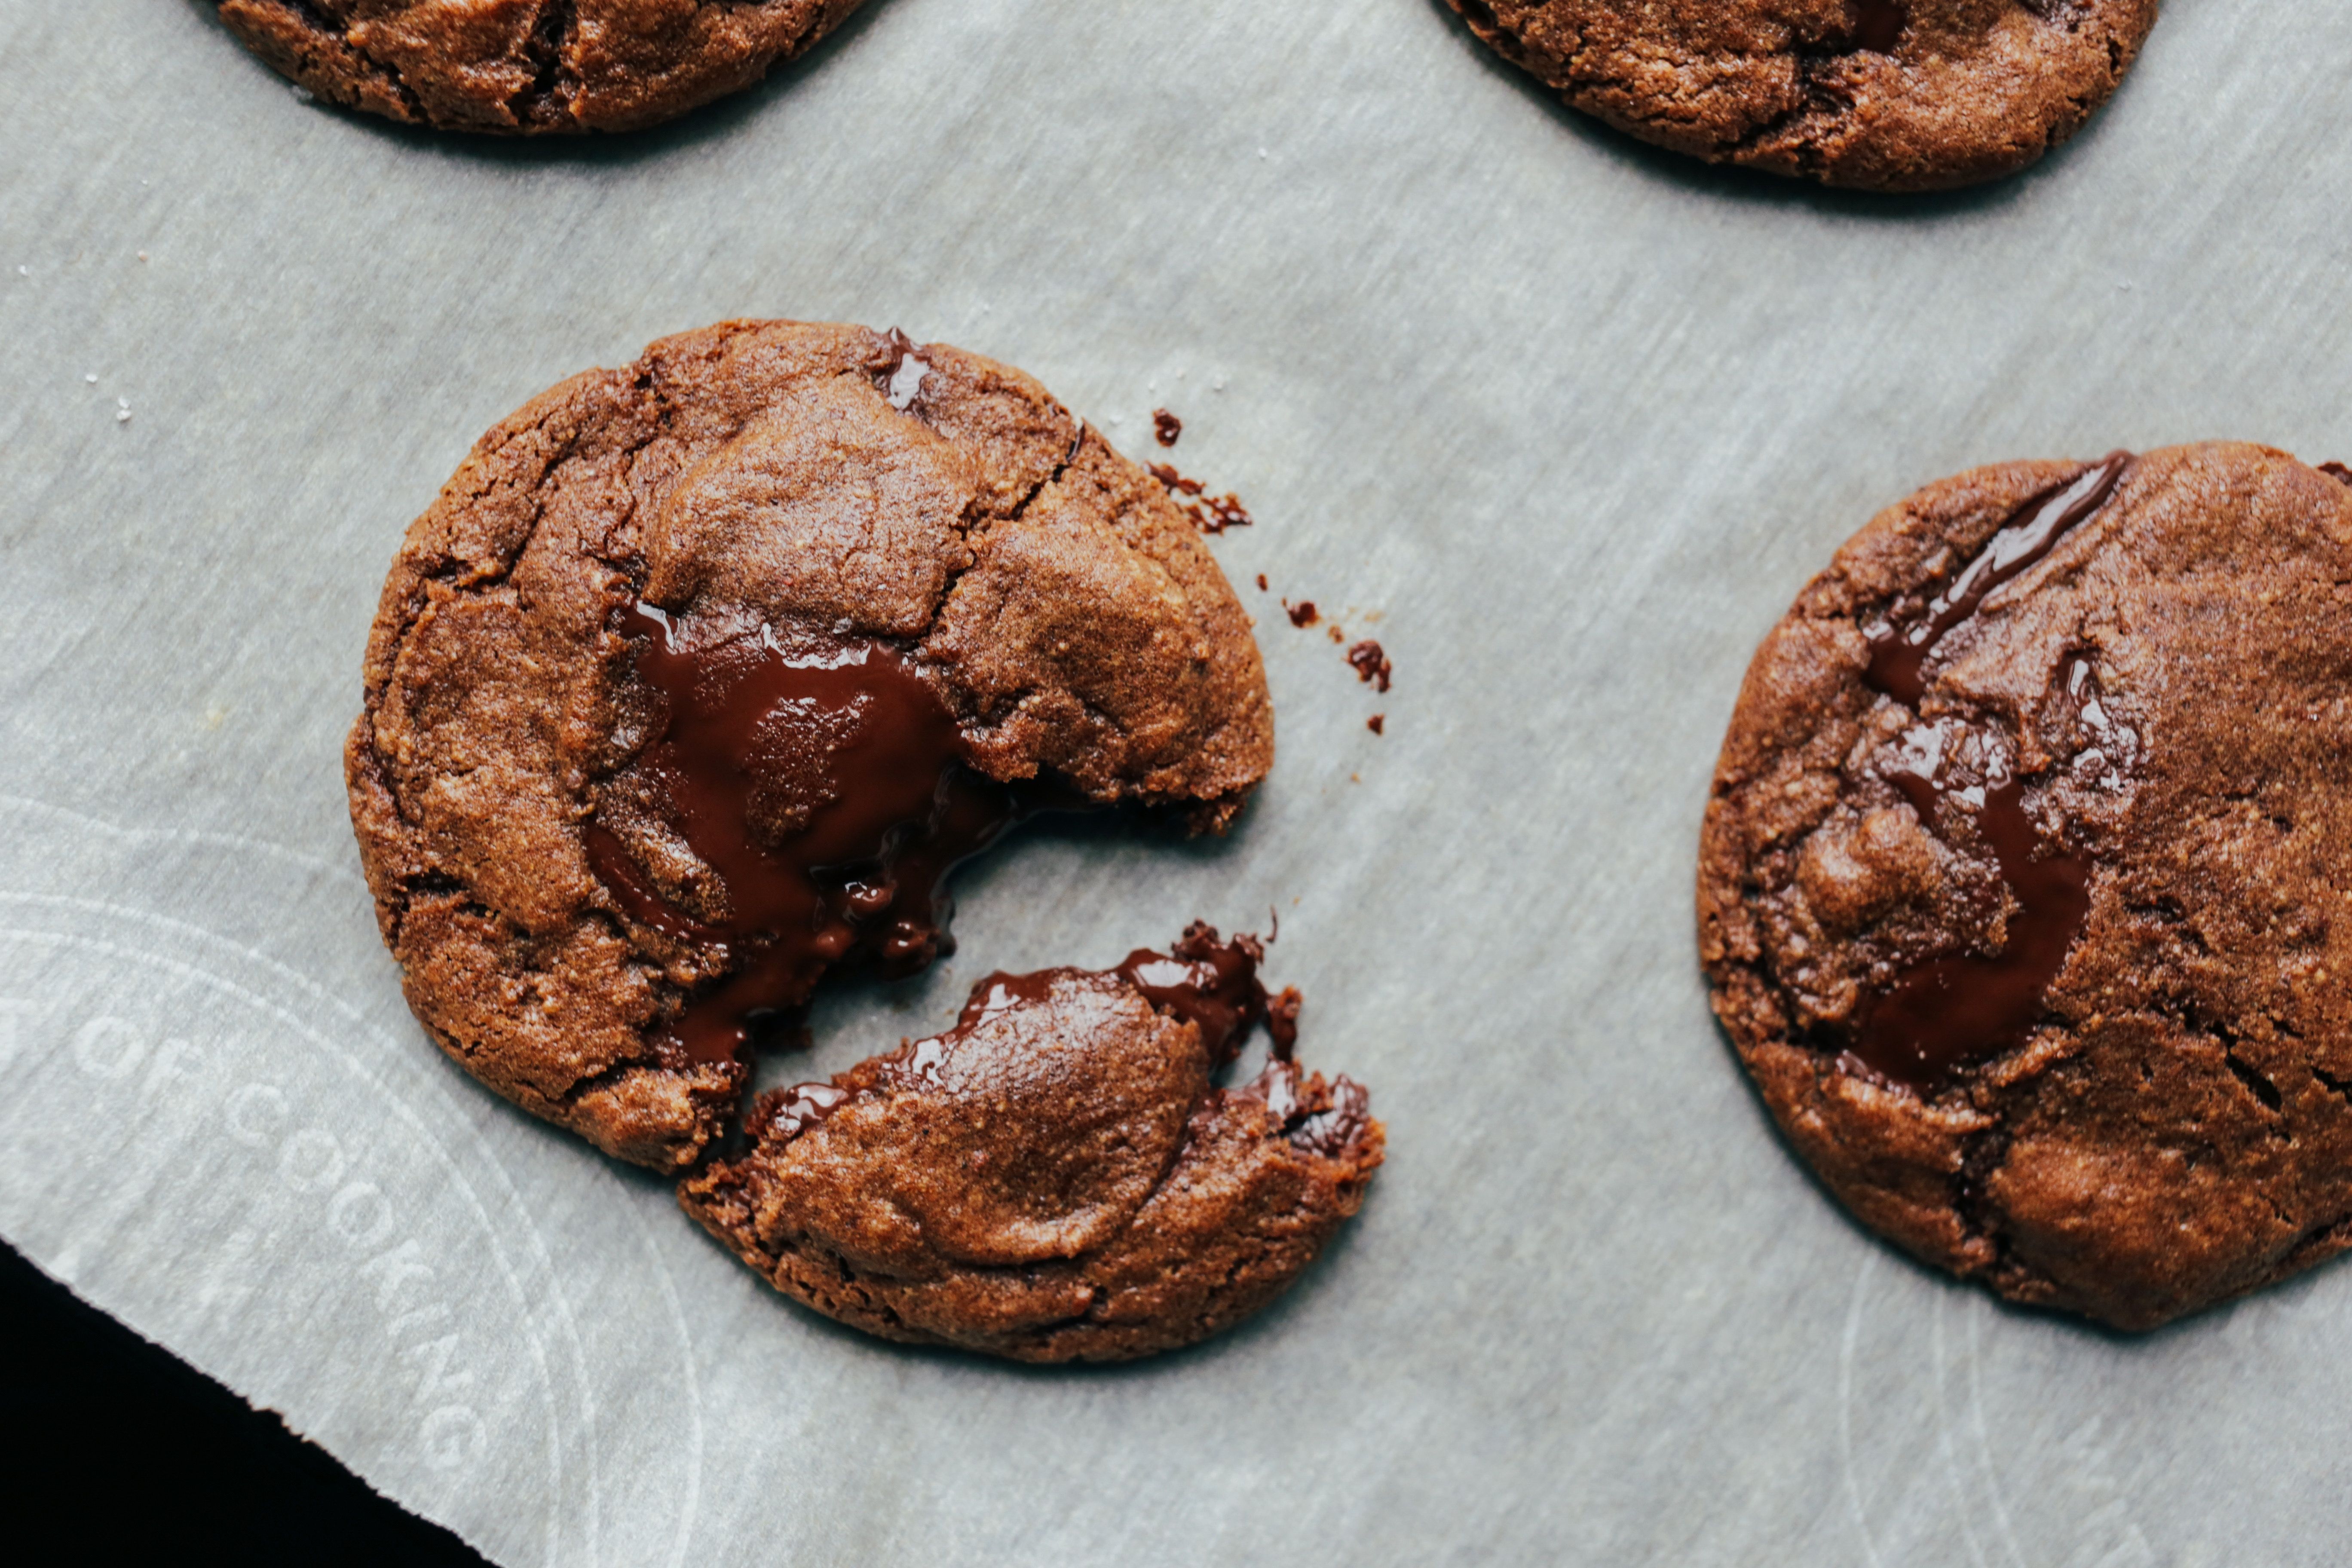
<box><xmin>679</xmin><ymin>926</ymin><xmax>1382</xmax><ymax>1361</ymax></box>
<box><xmin>1700</xmin><ymin>444</ymin><xmax>2352</xmax><ymax>1329</ymax></box>
<box><xmin>345</xmin><ymin>320</ymin><xmax>1273</xmax><ymax>1170</ymax></box>
<box><xmin>214</xmin><ymin>0</ymin><xmax>867</xmax><ymax>134</ymax></box>
<box><xmin>1447</xmin><ymin>0</ymin><xmax>2158</xmax><ymax>192</ymax></box>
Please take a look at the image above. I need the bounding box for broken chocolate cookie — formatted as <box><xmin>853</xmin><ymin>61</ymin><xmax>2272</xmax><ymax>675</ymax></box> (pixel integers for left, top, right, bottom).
<box><xmin>1700</xmin><ymin>443</ymin><xmax>2352</xmax><ymax>1329</ymax></box>
<box><xmin>680</xmin><ymin>926</ymin><xmax>1383</xmax><ymax>1361</ymax></box>
<box><xmin>345</xmin><ymin>320</ymin><xmax>1273</xmax><ymax>1171</ymax></box>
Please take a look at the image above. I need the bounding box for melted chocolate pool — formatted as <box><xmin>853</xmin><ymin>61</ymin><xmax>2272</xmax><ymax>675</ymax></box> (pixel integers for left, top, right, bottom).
<box><xmin>585</xmin><ymin>600</ymin><xmax>1027</xmax><ymax>1066</ymax></box>
<box><xmin>1848</xmin><ymin>456</ymin><xmax>2132</xmax><ymax>1092</ymax></box>
<box><xmin>1852</xmin><ymin>767</ymin><xmax>2092</xmax><ymax>1091</ymax></box>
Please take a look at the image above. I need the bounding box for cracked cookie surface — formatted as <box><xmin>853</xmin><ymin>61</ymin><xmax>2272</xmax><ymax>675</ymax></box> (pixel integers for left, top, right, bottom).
<box><xmin>1446</xmin><ymin>0</ymin><xmax>2158</xmax><ymax>191</ymax></box>
<box><xmin>346</xmin><ymin>320</ymin><xmax>1273</xmax><ymax>1171</ymax></box>
<box><xmin>679</xmin><ymin>928</ymin><xmax>1383</xmax><ymax>1362</ymax></box>
<box><xmin>1700</xmin><ymin>443</ymin><xmax>2352</xmax><ymax>1329</ymax></box>
<box><xmin>214</xmin><ymin>0</ymin><xmax>869</xmax><ymax>134</ymax></box>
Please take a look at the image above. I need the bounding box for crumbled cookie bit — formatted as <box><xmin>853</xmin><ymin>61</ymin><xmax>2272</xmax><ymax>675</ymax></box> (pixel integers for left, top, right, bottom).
<box><xmin>1148</xmin><ymin>461</ymin><xmax>1253</xmax><ymax>534</ymax></box>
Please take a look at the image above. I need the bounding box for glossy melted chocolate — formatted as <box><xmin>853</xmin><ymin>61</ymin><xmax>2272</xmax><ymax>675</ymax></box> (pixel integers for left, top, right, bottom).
<box><xmin>1115</xmin><ymin>922</ymin><xmax>1295</xmax><ymax>1063</ymax></box>
<box><xmin>1864</xmin><ymin>453</ymin><xmax>2129</xmax><ymax>705</ymax></box>
<box><xmin>1853</xmin><ymin>768</ymin><xmax>2092</xmax><ymax>1091</ymax></box>
<box><xmin>946</xmin><ymin>923</ymin><xmax>1292</xmax><ymax>1063</ymax></box>
<box><xmin>586</xmin><ymin>600</ymin><xmax>1025</xmax><ymax>1066</ymax></box>
<box><xmin>1849</xmin><ymin>458</ymin><xmax>2134</xmax><ymax>1092</ymax></box>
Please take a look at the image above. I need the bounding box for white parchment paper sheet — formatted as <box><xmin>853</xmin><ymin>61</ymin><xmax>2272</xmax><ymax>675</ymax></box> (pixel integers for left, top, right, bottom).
<box><xmin>3</xmin><ymin>3</ymin><xmax>2348</xmax><ymax>1562</ymax></box>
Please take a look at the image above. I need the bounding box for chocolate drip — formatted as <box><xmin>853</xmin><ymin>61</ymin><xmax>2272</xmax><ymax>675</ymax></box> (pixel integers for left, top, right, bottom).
<box><xmin>1116</xmin><ymin>922</ymin><xmax>1295</xmax><ymax>1063</ymax></box>
<box><xmin>1846</xmin><ymin>459</ymin><xmax>2135</xmax><ymax>1092</ymax></box>
<box><xmin>586</xmin><ymin>600</ymin><xmax>1026</xmax><ymax>1065</ymax></box>
<box><xmin>1864</xmin><ymin>453</ymin><xmax>2130</xmax><ymax>705</ymax></box>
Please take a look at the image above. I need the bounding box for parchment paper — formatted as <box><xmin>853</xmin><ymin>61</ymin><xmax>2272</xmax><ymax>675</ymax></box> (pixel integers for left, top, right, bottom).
<box><xmin>2</xmin><ymin>3</ymin><xmax>2347</xmax><ymax>1562</ymax></box>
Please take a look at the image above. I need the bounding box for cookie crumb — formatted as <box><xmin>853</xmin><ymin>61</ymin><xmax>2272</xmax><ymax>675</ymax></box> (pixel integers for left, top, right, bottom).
<box><xmin>2321</xmin><ymin>461</ymin><xmax>2352</xmax><ymax>487</ymax></box>
<box><xmin>1256</xmin><ymin>574</ymin><xmax>1268</xmax><ymax>591</ymax></box>
<box><xmin>1197</xmin><ymin>494</ymin><xmax>1252</xmax><ymax>533</ymax></box>
<box><xmin>1152</xmin><ymin>408</ymin><xmax>1182</xmax><ymax>447</ymax></box>
<box><xmin>1284</xmin><ymin>600</ymin><xmax>1319</xmax><ymax>628</ymax></box>
<box><xmin>1347</xmin><ymin>640</ymin><xmax>1393</xmax><ymax>692</ymax></box>
<box><xmin>1149</xmin><ymin>462</ymin><xmax>1253</xmax><ymax>534</ymax></box>
<box><xmin>1367</xmin><ymin>714</ymin><xmax>1384</xmax><ymax>735</ymax></box>
<box><xmin>1148</xmin><ymin>461</ymin><xmax>1203</xmax><ymax>496</ymax></box>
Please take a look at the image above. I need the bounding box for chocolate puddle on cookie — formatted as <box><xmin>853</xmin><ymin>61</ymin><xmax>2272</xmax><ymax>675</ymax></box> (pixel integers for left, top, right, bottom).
<box><xmin>1852</xmin><ymin>762</ymin><xmax>2092</xmax><ymax>1091</ymax></box>
<box><xmin>1848</xmin><ymin>456</ymin><xmax>2135</xmax><ymax>1092</ymax></box>
<box><xmin>585</xmin><ymin>600</ymin><xmax>1066</xmax><ymax>1067</ymax></box>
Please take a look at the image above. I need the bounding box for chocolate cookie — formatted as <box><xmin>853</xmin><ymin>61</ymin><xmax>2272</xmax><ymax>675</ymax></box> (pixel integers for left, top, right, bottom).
<box><xmin>1446</xmin><ymin>0</ymin><xmax>2158</xmax><ymax>192</ymax></box>
<box><xmin>680</xmin><ymin>926</ymin><xmax>1382</xmax><ymax>1361</ymax></box>
<box><xmin>1700</xmin><ymin>444</ymin><xmax>2352</xmax><ymax>1329</ymax></box>
<box><xmin>214</xmin><ymin>0</ymin><xmax>866</xmax><ymax>134</ymax></box>
<box><xmin>345</xmin><ymin>320</ymin><xmax>1274</xmax><ymax>1171</ymax></box>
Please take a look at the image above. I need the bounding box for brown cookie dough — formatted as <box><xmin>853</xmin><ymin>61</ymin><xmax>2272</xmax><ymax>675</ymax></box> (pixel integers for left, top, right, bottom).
<box><xmin>1700</xmin><ymin>444</ymin><xmax>2352</xmax><ymax>1330</ymax></box>
<box><xmin>346</xmin><ymin>320</ymin><xmax>1273</xmax><ymax>1172</ymax></box>
<box><xmin>214</xmin><ymin>0</ymin><xmax>867</xmax><ymax>134</ymax></box>
<box><xmin>680</xmin><ymin>927</ymin><xmax>1382</xmax><ymax>1361</ymax></box>
<box><xmin>1447</xmin><ymin>0</ymin><xmax>2158</xmax><ymax>192</ymax></box>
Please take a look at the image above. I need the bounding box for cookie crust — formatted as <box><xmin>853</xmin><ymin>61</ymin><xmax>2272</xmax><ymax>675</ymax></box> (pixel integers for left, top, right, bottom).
<box><xmin>1448</xmin><ymin>0</ymin><xmax>2159</xmax><ymax>192</ymax></box>
<box><xmin>215</xmin><ymin>0</ymin><xmax>868</xmax><ymax>134</ymax></box>
<box><xmin>1700</xmin><ymin>443</ymin><xmax>2352</xmax><ymax>1329</ymax></box>
<box><xmin>345</xmin><ymin>321</ymin><xmax>1273</xmax><ymax>1171</ymax></box>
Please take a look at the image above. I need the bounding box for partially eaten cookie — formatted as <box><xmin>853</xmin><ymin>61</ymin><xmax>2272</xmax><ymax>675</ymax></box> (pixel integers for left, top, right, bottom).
<box><xmin>346</xmin><ymin>320</ymin><xmax>1377</xmax><ymax>1360</ymax></box>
